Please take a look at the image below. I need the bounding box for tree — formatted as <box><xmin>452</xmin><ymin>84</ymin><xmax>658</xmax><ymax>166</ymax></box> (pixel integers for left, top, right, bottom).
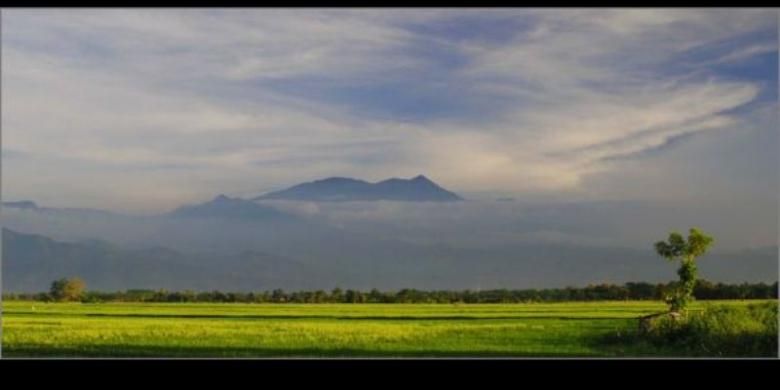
<box><xmin>271</xmin><ymin>288</ymin><xmax>287</xmax><ymax>303</ymax></box>
<box><xmin>345</xmin><ymin>289</ymin><xmax>357</xmax><ymax>303</ymax></box>
<box><xmin>330</xmin><ymin>287</ymin><xmax>343</xmax><ymax>303</ymax></box>
<box><xmin>49</xmin><ymin>277</ymin><xmax>86</xmax><ymax>302</ymax></box>
<box><xmin>654</xmin><ymin>228</ymin><xmax>714</xmax><ymax>313</ymax></box>
<box><xmin>313</xmin><ymin>290</ymin><xmax>326</xmax><ymax>303</ymax></box>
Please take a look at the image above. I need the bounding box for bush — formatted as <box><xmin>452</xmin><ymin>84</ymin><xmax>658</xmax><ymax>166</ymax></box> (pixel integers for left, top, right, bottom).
<box><xmin>643</xmin><ymin>301</ymin><xmax>778</xmax><ymax>357</ymax></box>
<box><xmin>80</xmin><ymin>293</ymin><xmax>104</xmax><ymax>304</ymax></box>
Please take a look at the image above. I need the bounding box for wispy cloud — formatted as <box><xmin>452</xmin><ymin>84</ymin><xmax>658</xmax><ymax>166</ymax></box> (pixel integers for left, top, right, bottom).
<box><xmin>2</xmin><ymin>9</ymin><xmax>776</xmax><ymax>211</ymax></box>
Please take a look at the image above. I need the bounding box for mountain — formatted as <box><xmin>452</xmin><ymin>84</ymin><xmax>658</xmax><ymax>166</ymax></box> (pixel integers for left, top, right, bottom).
<box><xmin>3</xmin><ymin>200</ymin><xmax>40</xmax><ymax>210</ymax></box>
<box><xmin>254</xmin><ymin>175</ymin><xmax>463</xmax><ymax>202</ymax></box>
<box><xmin>2</xmin><ymin>228</ymin><xmax>323</xmax><ymax>292</ymax></box>
<box><xmin>2</xmin><ymin>200</ymin><xmax>119</xmax><ymax>217</ymax></box>
<box><xmin>168</xmin><ymin>194</ymin><xmax>294</xmax><ymax>220</ymax></box>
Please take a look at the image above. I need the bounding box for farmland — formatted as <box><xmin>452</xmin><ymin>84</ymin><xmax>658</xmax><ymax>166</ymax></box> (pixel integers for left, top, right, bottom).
<box><xmin>2</xmin><ymin>300</ymin><xmax>776</xmax><ymax>357</ymax></box>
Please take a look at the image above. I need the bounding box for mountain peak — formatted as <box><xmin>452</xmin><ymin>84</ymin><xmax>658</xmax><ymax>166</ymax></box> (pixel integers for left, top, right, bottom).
<box><xmin>315</xmin><ymin>177</ymin><xmax>367</xmax><ymax>185</ymax></box>
<box><xmin>411</xmin><ymin>174</ymin><xmax>434</xmax><ymax>184</ymax></box>
<box><xmin>213</xmin><ymin>194</ymin><xmax>231</xmax><ymax>202</ymax></box>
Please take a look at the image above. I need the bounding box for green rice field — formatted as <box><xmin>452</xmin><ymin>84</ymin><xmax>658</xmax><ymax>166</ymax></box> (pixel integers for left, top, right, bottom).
<box><xmin>2</xmin><ymin>300</ymin><xmax>775</xmax><ymax>357</ymax></box>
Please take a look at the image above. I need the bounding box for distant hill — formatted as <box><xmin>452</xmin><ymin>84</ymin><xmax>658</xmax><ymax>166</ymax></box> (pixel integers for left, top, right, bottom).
<box><xmin>254</xmin><ymin>175</ymin><xmax>463</xmax><ymax>202</ymax></box>
<box><xmin>2</xmin><ymin>228</ymin><xmax>321</xmax><ymax>292</ymax></box>
<box><xmin>3</xmin><ymin>227</ymin><xmax>776</xmax><ymax>292</ymax></box>
<box><xmin>168</xmin><ymin>195</ymin><xmax>295</xmax><ymax>220</ymax></box>
<box><xmin>2</xmin><ymin>201</ymin><xmax>39</xmax><ymax>210</ymax></box>
<box><xmin>2</xmin><ymin>200</ymin><xmax>119</xmax><ymax>217</ymax></box>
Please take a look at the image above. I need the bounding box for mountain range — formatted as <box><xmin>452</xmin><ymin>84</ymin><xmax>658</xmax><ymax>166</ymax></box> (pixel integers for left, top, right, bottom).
<box><xmin>254</xmin><ymin>175</ymin><xmax>463</xmax><ymax>202</ymax></box>
<box><xmin>3</xmin><ymin>174</ymin><xmax>462</xmax><ymax>221</ymax></box>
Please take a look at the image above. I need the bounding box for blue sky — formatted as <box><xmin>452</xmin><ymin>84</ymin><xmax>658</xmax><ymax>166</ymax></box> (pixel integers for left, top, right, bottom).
<box><xmin>1</xmin><ymin>9</ymin><xmax>777</xmax><ymax>214</ymax></box>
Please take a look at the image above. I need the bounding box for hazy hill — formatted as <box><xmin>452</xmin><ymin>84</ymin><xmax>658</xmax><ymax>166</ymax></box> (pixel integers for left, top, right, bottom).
<box><xmin>4</xmin><ymin>226</ymin><xmax>776</xmax><ymax>292</ymax></box>
<box><xmin>3</xmin><ymin>197</ymin><xmax>777</xmax><ymax>292</ymax></box>
<box><xmin>2</xmin><ymin>200</ymin><xmax>119</xmax><ymax>218</ymax></box>
<box><xmin>2</xmin><ymin>200</ymin><xmax>40</xmax><ymax>210</ymax></box>
<box><xmin>2</xmin><ymin>228</ymin><xmax>322</xmax><ymax>292</ymax></box>
<box><xmin>168</xmin><ymin>194</ymin><xmax>295</xmax><ymax>220</ymax></box>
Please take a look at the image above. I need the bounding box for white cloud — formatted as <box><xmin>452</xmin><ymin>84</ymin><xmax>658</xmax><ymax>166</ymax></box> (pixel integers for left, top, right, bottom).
<box><xmin>2</xmin><ymin>9</ymin><xmax>775</xmax><ymax>211</ymax></box>
<box><xmin>699</xmin><ymin>42</ymin><xmax>778</xmax><ymax>66</ymax></box>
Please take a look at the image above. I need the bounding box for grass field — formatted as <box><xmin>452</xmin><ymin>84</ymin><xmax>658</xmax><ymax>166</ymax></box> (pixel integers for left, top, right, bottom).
<box><xmin>2</xmin><ymin>300</ymin><xmax>775</xmax><ymax>357</ymax></box>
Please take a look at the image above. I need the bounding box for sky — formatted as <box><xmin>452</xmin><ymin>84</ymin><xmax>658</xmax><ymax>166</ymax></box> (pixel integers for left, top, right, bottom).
<box><xmin>1</xmin><ymin>9</ymin><xmax>778</xmax><ymax>214</ymax></box>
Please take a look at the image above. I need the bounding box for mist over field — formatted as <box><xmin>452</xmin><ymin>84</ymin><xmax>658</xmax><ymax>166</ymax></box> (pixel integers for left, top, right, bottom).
<box><xmin>3</xmin><ymin>194</ymin><xmax>777</xmax><ymax>292</ymax></box>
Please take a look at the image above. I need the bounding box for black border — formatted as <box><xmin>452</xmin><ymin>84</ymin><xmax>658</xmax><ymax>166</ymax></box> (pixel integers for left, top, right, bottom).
<box><xmin>0</xmin><ymin>358</ymin><xmax>778</xmax><ymax>383</ymax></box>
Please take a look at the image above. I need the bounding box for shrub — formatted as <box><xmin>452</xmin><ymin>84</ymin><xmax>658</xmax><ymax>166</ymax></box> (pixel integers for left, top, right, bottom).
<box><xmin>643</xmin><ymin>301</ymin><xmax>778</xmax><ymax>357</ymax></box>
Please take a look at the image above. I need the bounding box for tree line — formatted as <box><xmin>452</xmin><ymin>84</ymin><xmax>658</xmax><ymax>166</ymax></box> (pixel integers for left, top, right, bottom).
<box><xmin>3</xmin><ymin>279</ymin><xmax>777</xmax><ymax>303</ymax></box>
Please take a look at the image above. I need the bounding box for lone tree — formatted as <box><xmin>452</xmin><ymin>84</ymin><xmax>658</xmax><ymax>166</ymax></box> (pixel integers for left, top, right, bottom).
<box><xmin>654</xmin><ymin>228</ymin><xmax>714</xmax><ymax>313</ymax></box>
<box><xmin>50</xmin><ymin>277</ymin><xmax>86</xmax><ymax>302</ymax></box>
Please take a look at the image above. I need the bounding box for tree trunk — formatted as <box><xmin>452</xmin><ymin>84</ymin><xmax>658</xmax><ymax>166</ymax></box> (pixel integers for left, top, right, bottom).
<box><xmin>639</xmin><ymin>311</ymin><xmax>682</xmax><ymax>333</ymax></box>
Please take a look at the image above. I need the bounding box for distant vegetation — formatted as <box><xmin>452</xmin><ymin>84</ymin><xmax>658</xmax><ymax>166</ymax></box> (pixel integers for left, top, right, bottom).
<box><xmin>4</xmin><ymin>280</ymin><xmax>776</xmax><ymax>304</ymax></box>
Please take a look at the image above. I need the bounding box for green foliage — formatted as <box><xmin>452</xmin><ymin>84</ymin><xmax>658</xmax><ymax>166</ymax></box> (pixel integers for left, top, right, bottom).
<box><xmin>49</xmin><ymin>277</ymin><xmax>86</xmax><ymax>302</ymax></box>
<box><xmin>330</xmin><ymin>287</ymin><xmax>343</xmax><ymax>302</ymax></box>
<box><xmin>639</xmin><ymin>302</ymin><xmax>778</xmax><ymax>357</ymax></box>
<box><xmin>655</xmin><ymin>228</ymin><xmax>714</xmax><ymax>263</ymax></box>
<box><xmin>5</xmin><ymin>280</ymin><xmax>776</xmax><ymax>304</ymax></box>
<box><xmin>655</xmin><ymin>228</ymin><xmax>714</xmax><ymax>312</ymax></box>
<box><xmin>271</xmin><ymin>289</ymin><xmax>286</xmax><ymax>303</ymax></box>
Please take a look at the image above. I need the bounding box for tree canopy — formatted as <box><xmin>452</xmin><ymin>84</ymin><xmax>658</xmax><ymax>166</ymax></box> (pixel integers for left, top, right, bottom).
<box><xmin>49</xmin><ymin>277</ymin><xmax>86</xmax><ymax>302</ymax></box>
